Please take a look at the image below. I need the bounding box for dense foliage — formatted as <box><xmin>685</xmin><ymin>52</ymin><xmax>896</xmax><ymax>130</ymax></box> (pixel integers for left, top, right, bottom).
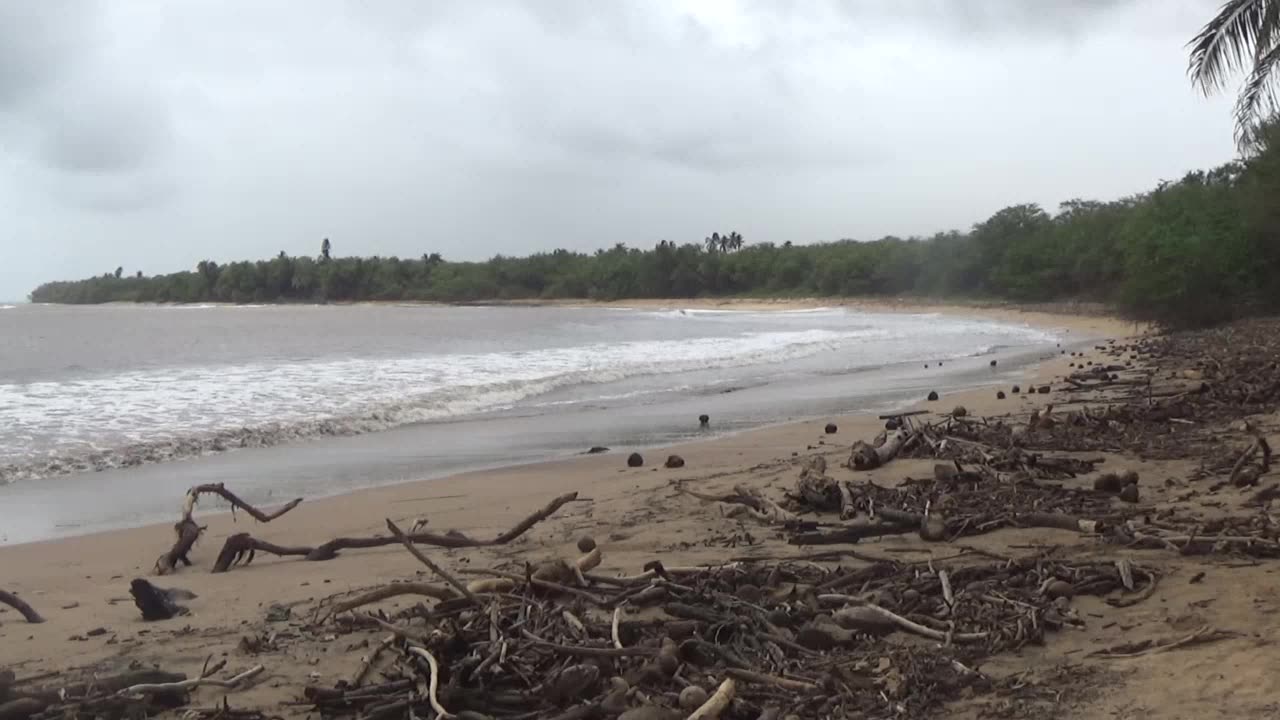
<box><xmin>29</xmin><ymin>125</ymin><xmax>1280</xmax><ymax>328</ymax></box>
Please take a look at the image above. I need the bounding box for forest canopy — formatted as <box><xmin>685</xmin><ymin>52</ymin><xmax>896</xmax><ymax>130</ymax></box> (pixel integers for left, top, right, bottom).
<box><xmin>29</xmin><ymin>122</ymin><xmax>1280</xmax><ymax>329</ymax></box>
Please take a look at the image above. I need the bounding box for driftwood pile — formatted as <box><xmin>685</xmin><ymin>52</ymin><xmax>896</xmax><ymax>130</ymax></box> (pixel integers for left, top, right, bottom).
<box><xmin>299</xmin><ymin>540</ymin><xmax>1153</xmax><ymax>720</ymax></box>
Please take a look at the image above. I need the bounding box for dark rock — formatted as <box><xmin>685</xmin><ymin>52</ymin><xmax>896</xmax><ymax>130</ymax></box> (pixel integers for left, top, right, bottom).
<box><xmin>1011</xmin><ymin>385</ymin><xmax>1021</xmax><ymax>393</ymax></box>
<box><xmin>577</xmin><ymin>536</ymin><xmax>597</xmax><ymax>553</ymax></box>
<box><xmin>129</xmin><ymin>579</ymin><xmax>192</xmax><ymax>621</ymax></box>
<box><xmin>664</xmin><ymin>454</ymin><xmax>685</xmax><ymax>469</ymax></box>
<box><xmin>990</xmin><ymin>359</ymin><xmax>998</xmax><ymax>366</ymax></box>
<box><xmin>885</xmin><ymin>418</ymin><xmax>901</xmax><ymax>430</ymax></box>
<box><xmin>1119</xmin><ymin>484</ymin><xmax>1140</xmax><ymax>503</ymax></box>
<box><xmin>996</xmin><ymin>391</ymin><xmax>1007</xmax><ymax>399</ymax></box>
<box><xmin>698</xmin><ymin>414</ymin><xmax>710</xmax><ymax>427</ymax></box>
<box><xmin>952</xmin><ymin>405</ymin><xmax>967</xmax><ymax>417</ymax></box>
<box><xmin>627</xmin><ymin>453</ymin><xmax>644</xmax><ymax>468</ymax></box>
<box><xmin>824</xmin><ymin>422</ymin><xmax>838</xmax><ymax>434</ymax></box>
<box><xmin>1093</xmin><ymin>473</ymin><xmax>1122</xmax><ymax>493</ymax></box>
<box><xmin>1037</xmin><ymin>385</ymin><xmax>1051</xmax><ymax>394</ymax></box>
<box><xmin>1121</xmin><ymin>470</ymin><xmax>1140</xmax><ymax>486</ymax></box>
<box><xmin>927</xmin><ymin>391</ymin><xmax>939</xmax><ymax>401</ymax></box>
<box><xmin>585</xmin><ymin>446</ymin><xmax>609</xmax><ymax>454</ymax></box>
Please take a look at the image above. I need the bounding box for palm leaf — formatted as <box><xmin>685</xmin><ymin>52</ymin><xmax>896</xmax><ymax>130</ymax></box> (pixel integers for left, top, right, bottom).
<box><xmin>1188</xmin><ymin>0</ymin><xmax>1273</xmax><ymax>92</ymax></box>
<box><xmin>1235</xmin><ymin>40</ymin><xmax>1280</xmax><ymax>149</ymax></box>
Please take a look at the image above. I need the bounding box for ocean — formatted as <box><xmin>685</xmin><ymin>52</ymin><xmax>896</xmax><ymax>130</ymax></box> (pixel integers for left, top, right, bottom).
<box><xmin>0</xmin><ymin>302</ymin><xmax>1072</xmax><ymax>544</ymax></box>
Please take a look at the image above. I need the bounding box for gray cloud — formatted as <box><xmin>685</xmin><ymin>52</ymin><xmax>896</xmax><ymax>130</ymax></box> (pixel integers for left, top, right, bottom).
<box><xmin>0</xmin><ymin>0</ymin><xmax>1239</xmax><ymax>300</ymax></box>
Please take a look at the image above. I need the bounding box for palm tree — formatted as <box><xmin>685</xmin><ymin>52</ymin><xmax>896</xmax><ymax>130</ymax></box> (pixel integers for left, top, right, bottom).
<box><xmin>705</xmin><ymin>233</ymin><xmax>721</xmax><ymax>253</ymax></box>
<box><xmin>1188</xmin><ymin>0</ymin><xmax>1280</xmax><ymax>151</ymax></box>
<box><xmin>728</xmin><ymin>231</ymin><xmax>744</xmax><ymax>251</ymax></box>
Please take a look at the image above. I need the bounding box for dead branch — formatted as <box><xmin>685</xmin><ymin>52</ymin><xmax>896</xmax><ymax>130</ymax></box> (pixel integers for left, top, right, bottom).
<box><xmin>386</xmin><ymin>519</ymin><xmax>483</xmax><ymax>608</ymax></box>
<box><xmin>156</xmin><ymin>484</ymin><xmax>303</xmax><ymax>575</ymax></box>
<box><xmin>211</xmin><ymin>491</ymin><xmax>578</xmax><ymax>571</ymax></box>
<box><xmin>0</xmin><ymin>590</ymin><xmax>44</xmax><ymax>624</ymax></box>
<box><xmin>320</xmin><ymin>583</ymin><xmax>458</xmax><ymax>621</ymax></box>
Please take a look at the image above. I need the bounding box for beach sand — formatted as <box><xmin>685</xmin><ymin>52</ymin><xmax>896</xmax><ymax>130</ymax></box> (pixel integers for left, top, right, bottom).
<box><xmin>3</xmin><ymin>304</ymin><xmax>1275</xmax><ymax>718</ymax></box>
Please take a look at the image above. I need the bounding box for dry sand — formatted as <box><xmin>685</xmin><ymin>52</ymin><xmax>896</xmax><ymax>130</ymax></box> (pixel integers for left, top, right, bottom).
<box><xmin>3</xmin><ymin>305</ymin><xmax>1275</xmax><ymax>718</ymax></box>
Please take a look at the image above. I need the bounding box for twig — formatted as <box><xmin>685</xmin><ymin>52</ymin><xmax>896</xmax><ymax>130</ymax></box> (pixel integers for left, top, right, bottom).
<box><xmin>1089</xmin><ymin>626</ymin><xmax>1238</xmax><ymax>658</ymax></box>
<box><xmin>118</xmin><ymin>665</ymin><xmax>263</xmax><ymax>695</ymax></box>
<box><xmin>385</xmin><ymin>519</ymin><xmax>483</xmax><ymax>609</ymax></box>
<box><xmin>686</xmin><ymin>678</ymin><xmax>735</xmax><ymax>719</ymax></box>
<box><xmin>724</xmin><ymin>668</ymin><xmax>817</xmax><ymax>692</ymax></box>
<box><xmin>611</xmin><ymin>606</ymin><xmax>624</xmax><ymax>649</ymax></box>
<box><xmin>521</xmin><ymin>630</ymin><xmax>657</xmax><ymax>657</ymax></box>
<box><xmin>351</xmin><ymin>635</ymin><xmax>396</xmax><ymax>687</ymax></box>
<box><xmin>406</xmin><ymin>646</ymin><xmax>453</xmax><ymax>718</ymax></box>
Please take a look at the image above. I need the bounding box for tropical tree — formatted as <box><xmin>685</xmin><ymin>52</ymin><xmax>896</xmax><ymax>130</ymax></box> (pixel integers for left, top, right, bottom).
<box><xmin>320</xmin><ymin>238</ymin><xmax>332</xmax><ymax>262</ymax></box>
<box><xmin>1188</xmin><ymin>0</ymin><xmax>1280</xmax><ymax>151</ymax></box>
<box><xmin>705</xmin><ymin>232</ymin><xmax>721</xmax><ymax>253</ymax></box>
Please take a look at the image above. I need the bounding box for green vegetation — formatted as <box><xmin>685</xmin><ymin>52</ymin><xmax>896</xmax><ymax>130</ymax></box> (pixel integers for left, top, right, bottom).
<box><xmin>29</xmin><ymin>125</ymin><xmax>1279</xmax><ymax>328</ymax></box>
<box><xmin>1188</xmin><ymin>0</ymin><xmax>1280</xmax><ymax>150</ymax></box>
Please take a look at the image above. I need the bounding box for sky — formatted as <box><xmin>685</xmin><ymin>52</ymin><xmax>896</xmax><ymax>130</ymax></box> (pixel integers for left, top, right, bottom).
<box><xmin>0</xmin><ymin>0</ymin><xmax>1243</xmax><ymax>300</ymax></box>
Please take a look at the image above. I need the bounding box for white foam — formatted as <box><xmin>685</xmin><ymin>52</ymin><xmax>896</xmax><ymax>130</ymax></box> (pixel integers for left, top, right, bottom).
<box><xmin>0</xmin><ymin>309</ymin><xmax>1059</xmax><ymax>482</ymax></box>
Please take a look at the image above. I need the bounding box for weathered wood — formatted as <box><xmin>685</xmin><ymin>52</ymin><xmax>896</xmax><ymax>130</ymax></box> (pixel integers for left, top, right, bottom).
<box><xmin>212</xmin><ymin>492</ymin><xmax>578</xmax><ymax>571</ymax></box>
<box><xmin>0</xmin><ymin>590</ymin><xmax>44</xmax><ymax>624</ymax></box>
<box><xmin>849</xmin><ymin>429</ymin><xmax>912</xmax><ymax>470</ymax></box>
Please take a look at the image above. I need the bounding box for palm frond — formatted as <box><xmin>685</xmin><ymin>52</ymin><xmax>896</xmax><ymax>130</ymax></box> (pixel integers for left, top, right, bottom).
<box><xmin>1188</xmin><ymin>0</ymin><xmax>1273</xmax><ymax>93</ymax></box>
<box><xmin>1234</xmin><ymin>40</ymin><xmax>1280</xmax><ymax>150</ymax></box>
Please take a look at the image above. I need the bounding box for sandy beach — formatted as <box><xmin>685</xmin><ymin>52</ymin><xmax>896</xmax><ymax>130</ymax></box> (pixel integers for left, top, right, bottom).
<box><xmin>5</xmin><ymin>304</ymin><xmax>1277</xmax><ymax>719</ymax></box>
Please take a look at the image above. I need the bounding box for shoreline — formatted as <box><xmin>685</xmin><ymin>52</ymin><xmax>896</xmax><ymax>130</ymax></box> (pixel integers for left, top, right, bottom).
<box><xmin>0</xmin><ymin>304</ymin><xmax>1129</xmax><ymax>545</ymax></box>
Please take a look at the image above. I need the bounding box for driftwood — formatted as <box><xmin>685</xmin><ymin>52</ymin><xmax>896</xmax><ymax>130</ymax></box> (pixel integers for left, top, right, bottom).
<box><xmin>155</xmin><ymin>483</ymin><xmax>303</xmax><ymax>575</ymax></box>
<box><xmin>0</xmin><ymin>590</ymin><xmax>44</xmax><ymax>624</ymax></box>
<box><xmin>849</xmin><ymin>429</ymin><xmax>912</xmax><ymax>470</ymax></box>
<box><xmin>212</xmin><ymin>492</ymin><xmax>578</xmax><ymax>572</ymax></box>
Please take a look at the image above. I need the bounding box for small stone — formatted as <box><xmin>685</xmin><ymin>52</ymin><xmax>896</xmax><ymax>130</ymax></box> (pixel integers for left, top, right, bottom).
<box><xmin>679</xmin><ymin>686</ymin><xmax>710</xmax><ymax>710</ymax></box>
<box><xmin>885</xmin><ymin>418</ymin><xmax>901</xmax><ymax>430</ymax></box>
<box><xmin>698</xmin><ymin>414</ymin><xmax>710</xmax><ymax>427</ymax></box>
<box><xmin>1093</xmin><ymin>473</ymin><xmax>1122</xmax><ymax>493</ymax></box>
<box><xmin>586</xmin><ymin>446</ymin><xmax>609</xmax><ymax>454</ymax></box>
<box><xmin>952</xmin><ymin>406</ymin><xmax>967</xmax><ymax>418</ymax></box>
<box><xmin>990</xmin><ymin>359</ymin><xmax>997</xmax><ymax>366</ymax></box>
<box><xmin>86</xmin><ymin>627</ymin><xmax>109</xmax><ymax>637</ymax></box>
<box><xmin>627</xmin><ymin>453</ymin><xmax>643</xmax><ymax>468</ymax></box>
<box><xmin>824</xmin><ymin>422</ymin><xmax>838</xmax><ymax>434</ymax></box>
<box><xmin>1120</xmin><ymin>469</ymin><xmax>1140</xmax><ymax>486</ymax></box>
<box><xmin>996</xmin><ymin>391</ymin><xmax>1006</xmax><ymax>399</ymax></box>
<box><xmin>1011</xmin><ymin>385</ymin><xmax>1021</xmax><ymax>394</ymax></box>
<box><xmin>577</xmin><ymin>536</ymin><xmax>597</xmax><ymax>553</ymax></box>
<box><xmin>1119</xmin><ymin>484</ymin><xmax>1140</xmax><ymax>503</ymax></box>
<box><xmin>1045</xmin><ymin>580</ymin><xmax>1074</xmax><ymax>599</ymax></box>
<box><xmin>664</xmin><ymin>454</ymin><xmax>685</xmax><ymax>469</ymax></box>
<box><xmin>1037</xmin><ymin>385</ymin><xmax>1051</xmax><ymax>394</ymax></box>
<box><xmin>927</xmin><ymin>391</ymin><xmax>939</xmax><ymax>401</ymax></box>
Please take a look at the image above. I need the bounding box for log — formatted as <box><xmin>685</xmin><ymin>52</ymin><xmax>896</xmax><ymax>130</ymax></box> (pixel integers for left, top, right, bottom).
<box><xmin>212</xmin><ymin>492</ymin><xmax>578</xmax><ymax>571</ymax></box>
<box><xmin>849</xmin><ymin>429</ymin><xmax>911</xmax><ymax>471</ymax></box>
<box><xmin>0</xmin><ymin>590</ymin><xmax>44</xmax><ymax>624</ymax></box>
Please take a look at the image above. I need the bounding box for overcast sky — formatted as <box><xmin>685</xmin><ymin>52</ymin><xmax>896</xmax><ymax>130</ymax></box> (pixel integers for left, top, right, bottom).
<box><xmin>0</xmin><ymin>0</ymin><xmax>1240</xmax><ymax>299</ymax></box>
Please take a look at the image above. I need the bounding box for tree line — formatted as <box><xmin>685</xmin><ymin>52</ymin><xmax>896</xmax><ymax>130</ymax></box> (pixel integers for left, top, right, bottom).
<box><xmin>27</xmin><ymin>122</ymin><xmax>1280</xmax><ymax>328</ymax></box>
